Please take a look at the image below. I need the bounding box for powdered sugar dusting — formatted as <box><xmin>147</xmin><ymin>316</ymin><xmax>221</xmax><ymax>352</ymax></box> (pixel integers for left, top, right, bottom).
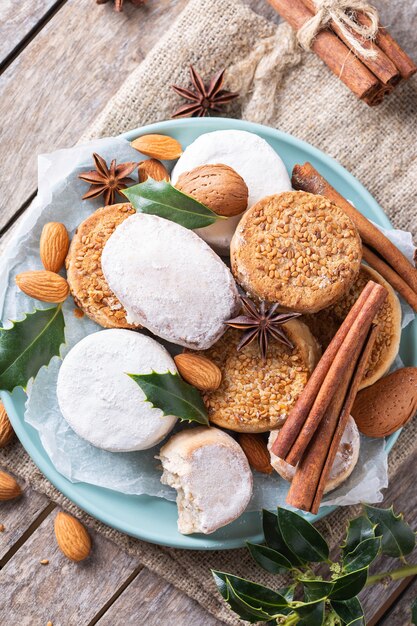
<box><xmin>102</xmin><ymin>214</ymin><xmax>240</xmax><ymax>349</ymax></box>
<box><xmin>57</xmin><ymin>329</ymin><xmax>177</xmax><ymax>452</ymax></box>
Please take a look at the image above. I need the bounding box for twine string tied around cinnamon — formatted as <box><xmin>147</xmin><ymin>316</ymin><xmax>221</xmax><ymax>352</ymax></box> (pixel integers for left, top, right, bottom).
<box><xmin>297</xmin><ymin>0</ymin><xmax>379</xmax><ymax>59</ymax></box>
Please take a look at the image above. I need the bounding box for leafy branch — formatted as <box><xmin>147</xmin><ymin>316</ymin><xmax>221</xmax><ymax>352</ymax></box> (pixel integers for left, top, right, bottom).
<box><xmin>213</xmin><ymin>505</ymin><xmax>417</xmax><ymax>625</ymax></box>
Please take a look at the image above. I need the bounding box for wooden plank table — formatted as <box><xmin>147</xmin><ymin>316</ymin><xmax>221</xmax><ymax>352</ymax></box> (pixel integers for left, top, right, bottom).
<box><xmin>0</xmin><ymin>1</ymin><xmax>416</xmax><ymax>624</ymax></box>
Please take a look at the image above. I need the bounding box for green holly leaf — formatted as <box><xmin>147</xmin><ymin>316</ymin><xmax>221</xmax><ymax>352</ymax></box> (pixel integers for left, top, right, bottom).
<box><xmin>277</xmin><ymin>507</ymin><xmax>330</xmax><ymax>563</ymax></box>
<box><xmin>262</xmin><ymin>509</ymin><xmax>305</xmax><ymax>566</ymax></box>
<box><xmin>365</xmin><ymin>505</ymin><xmax>416</xmax><ymax>558</ymax></box>
<box><xmin>330</xmin><ymin>568</ymin><xmax>368</xmax><ymax>601</ymax></box>
<box><xmin>128</xmin><ymin>371</ymin><xmax>209</xmax><ymax>425</ymax></box>
<box><xmin>123</xmin><ymin>178</ymin><xmax>223</xmax><ymax>229</ymax></box>
<box><xmin>298</xmin><ymin>579</ymin><xmax>334</xmax><ymax>602</ymax></box>
<box><xmin>295</xmin><ymin>599</ymin><xmax>325</xmax><ymax>626</ymax></box>
<box><xmin>212</xmin><ymin>571</ymin><xmax>289</xmax><ymax>622</ymax></box>
<box><xmin>411</xmin><ymin>597</ymin><xmax>417</xmax><ymax>625</ymax></box>
<box><xmin>343</xmin><ymin>537</ymin><xmax>381</xmax><ymax>573</ymax></box>
<box><xmin>246</xmin><ymin>542</ymin><xmax>293</xmax><ymax>574</ymax></box>
<box><xmin>342</xmin><ymin>516</ymin><xmax>376</xmax><ymax>557</ymax></box>
<box><xmin>0</xmin><ymin>306</ymin><xmax>65</xmax><ymax>392</ymax></box>
<box><xmin>331</xmin><ymin>597</ymin><xmax>364</xmax><ymax>625</ymax></box>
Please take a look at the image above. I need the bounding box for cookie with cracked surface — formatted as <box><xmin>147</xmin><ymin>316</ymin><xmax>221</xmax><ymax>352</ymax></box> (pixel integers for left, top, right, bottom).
<box><xmin>199</xmin><ymin>320</ymin><xmax>320</xmax><ymax>433</ymax></box>
<box><xmin>65</xmin><ymin>203</ymin><xmax>137</xmax><ymax>329</ymax></box>
<box><xmin>230</xmin><ymin>191</ymin><xmax>362</xmax><ymax>313</ymax></box>
<box><xmin>304</xmin><ymin>264</ymin><xmax>401</xmax><ymax>389</ymax></box>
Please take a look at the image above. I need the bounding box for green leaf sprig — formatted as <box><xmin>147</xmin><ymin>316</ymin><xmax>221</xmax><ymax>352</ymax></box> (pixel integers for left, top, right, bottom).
<box><xmin>0</xmin><ymin>305</ymin><xmax>66</xmax><ymax>392</ymax></box>
<box><xmin>213</xmin><ymin>505</ymin><xmax>417</xmax><ymax>625</ymax></box>
<box><xmin>123</xmin><ymin>178</ymin><xmax>225</xmax><ymax>229</ymax></box>
<box><xmin>128</xmin><ymin>370</ymin><xmax>209</xmax><ymax>426</ymax></box>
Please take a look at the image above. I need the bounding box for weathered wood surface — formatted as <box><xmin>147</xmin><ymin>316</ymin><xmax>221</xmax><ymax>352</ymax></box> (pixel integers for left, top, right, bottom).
<box><xmin>0</xmin><ymin>472</ymin><xmax>51</xmax><ymax>562</ymax></box>
<box><xmin>95</xmin><ymin>568</ymin><xmax>221</xmax><ymax>626</ymax></box>
<box><xmin>0</xmin><ymin>0</ymin><xmax>58</xmax><ymax>67</ymax></box>
<box><xmin>0</xmin><ymin>506</ymin><xmax>142</xmax><ymax>625</ymax></box>
<box><xmin>379</xmin><ymin>576</ymin><xmax>417</xmax><ymax>626</ymax></box>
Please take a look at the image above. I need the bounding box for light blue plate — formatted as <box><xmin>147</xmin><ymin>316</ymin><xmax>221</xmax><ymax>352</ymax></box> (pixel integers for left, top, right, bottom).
<box><xmin>1</xmin><ymin>118</ymin><xmax>415</xmax><ymax>550</ymax></box>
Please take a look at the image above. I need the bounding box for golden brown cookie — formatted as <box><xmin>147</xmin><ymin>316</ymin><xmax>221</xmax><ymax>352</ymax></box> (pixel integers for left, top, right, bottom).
<box><xmin>199</xmin><ymin>320</ymin><xmax>320</xmax><ymax>433</ymax></box>
<box><xmin>66</xmin><ymin>203</ymin><xmax>137</xmax><ymax>328</ymax></box>
<box><xmin>304</xmin><ymin>264</ymin><xmax>401</xmax><ymax>389</ymax></box>
<box><xmin>230</xmin><ymin>191</ymin><xmax>362</xmax><ymax>313</ymax></box>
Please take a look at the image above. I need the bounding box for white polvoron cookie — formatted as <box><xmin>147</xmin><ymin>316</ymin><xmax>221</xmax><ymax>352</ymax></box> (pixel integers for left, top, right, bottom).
<box><xmin>159</xmin><ymin>426</ymin><xmax>253</xmax><ymax>534</ymax></box>
<box><xmin>101</xmin><ymin>213</ymin><xmax>240</xmax><ymax>349</ymax></box>
<box><xmin>57</xmin><ymin>329</ymin><xmax>177</xmax><ymax>452</ymax></box>
<box><xmin>171</xmin><ymin>130</ymin><xmax>292</xmax><ymax>254</ymax></box>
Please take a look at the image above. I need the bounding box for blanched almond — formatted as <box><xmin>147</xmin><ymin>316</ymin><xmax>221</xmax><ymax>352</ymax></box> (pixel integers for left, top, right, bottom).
<box><xmin>54</xmin><ymin>512</ymin><xmax>91</xmax><ymax>562</ymax></box>
<box><xmin>138</xmin><ymin>159</ymin><xmax>170</xmax><ymax>183</ymax></box>
<box><xmin>40</xmin><ymin>222</ymin><xmax>70</xmax><ymax>273</ymax></box>
<box><xmin>131</xmin><ymin>134</ymin><xmax>182</xmax><ymax>160</ymax></box>
<box><xmin>174</xmin><ymin>353</ymin><xmax>222</xmax><ymax>391</ymax></box>
<box><xmin>16</xmin><ymin>270</ymin><xmax>69</xmax><ymax>303</ymax></box>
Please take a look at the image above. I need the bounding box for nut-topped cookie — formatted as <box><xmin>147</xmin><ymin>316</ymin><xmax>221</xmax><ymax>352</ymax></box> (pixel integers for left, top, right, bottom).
<box><xmin>199</xmin><ymin>321</ymin><xmax>320</xmax><ymax>433</ymax></box>
<box><xmin>230</xmin><ymin>191</ymin><xmax>362</xmax><ymax>313</ymax></box>
<box><xmin>66</xmin><ymin>203</ymin><xmax>136</xmax><ymax>328</ymax></box>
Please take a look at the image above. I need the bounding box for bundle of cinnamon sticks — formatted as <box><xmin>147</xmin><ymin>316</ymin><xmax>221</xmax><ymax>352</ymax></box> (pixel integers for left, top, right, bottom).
<box><xmin>271</xmin><ymin>281</ymin><xmax>387</xmax><ymax>513</ymax></box>
<box><xmin>267</xmin><ymin>0</ymin><xmax>416</xmax><ymax>105</ymax></box>
<box><xmin>292</xmin><ymin>162</ymin><xmax>417</xmax><ymax>313</ymax></box>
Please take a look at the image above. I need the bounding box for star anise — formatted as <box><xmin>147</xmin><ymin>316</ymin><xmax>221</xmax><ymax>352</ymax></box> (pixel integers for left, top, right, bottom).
<box><xmin>225</xmin><ymin>297</ymin><xmax>301</xmax><ymax>361</ymax></box>
<box><xmin>96</xmin><ymin>0</ymin><xmax>146</xmax><ymax>12</ymax></box>
<box><xmin>171</xmin><ymin>66</ymin><xmax>239</xmax><ymax>118</ymax></box>
<box><xmin>78</xmin><ymin>153</ymin><xmax>137</xmax><ymax>205</ymax></box>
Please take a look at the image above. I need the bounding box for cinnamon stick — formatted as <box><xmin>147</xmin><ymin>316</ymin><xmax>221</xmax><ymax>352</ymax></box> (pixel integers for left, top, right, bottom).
<box><xmin>292</xmin><ymin>162</ymin><xmax>417</xmax><ymax>295</ymax></box>
<box><xmin>272</xmin><ymin>281</ymin><xmax>387</xmax><ymax>466</ymax></box>
<box><xmin>363</xmin><ymin>246</ymin><xmax>417</xmax><ymax>312</ymax></box>
<box><xmin>266</xmin><ymin>0</ymin><xmax>383</xmax><ymax>105</ymax></box>
<box><xmin>356</xmin><ymin>13</ymin><xmax>417</xmax><ymax>80</ymax></box>
<box><xmin>271</xmin><ymin>281</ymin><xmax>375</xmax><ymax>460</ymax></box>
<box><xmin>285</xmin><ymin>282</ymin><xmax>386</xmax><ymax>466</ymax></box>
<box><xmin>287</xmin><ymin>324</ymin><xmax>378</xmax><ymax>513</ymax></box>
<box><xmin>300</xmin><ymin>0</ymin><xmax>400</xmax><ymax>87</ymax></box>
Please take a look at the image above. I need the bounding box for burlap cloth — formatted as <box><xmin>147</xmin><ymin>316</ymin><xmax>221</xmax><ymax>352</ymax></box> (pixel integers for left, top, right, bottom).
<box><xmin>1</xmin><ymin>1</ymin><xmax>416</xmax><ymax>623</ymax></box>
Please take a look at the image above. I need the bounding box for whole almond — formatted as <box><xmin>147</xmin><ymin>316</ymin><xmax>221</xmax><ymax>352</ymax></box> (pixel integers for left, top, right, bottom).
<box><xmin>237</xmin><ymin>433</ymin><xmax>273</xmax><ymax>474</ymax></box>
<box><xmin>175</xmin><ymin>164</ymin><xmax>248</xmax><ymax>217</ymax></box>
<box><xmin>131</xmin><ymin>134</ymin><xmax>182</xmax><ymax>161</ymax></box>
<box><xmin>40</xmin><ymin>222</ymin><xmax>70</xmax><ymax>273</ymax></box>
<box><xmin>0</xmin><ymin>470</ymin><xmax>22</xmax><ymax>500</ymax></box>
<box><xmin>352</xmin><ymin>367</ymin><xmax>417</xmax><ymax>437</ymax></box>
<box><xmin>0</xmin><ymin>402</ymin><xmax>14</xmax><ymax>448</ymax></box>
<box><xmin>16</xmin><ymin>270</ymin><xmax>69</xmax><ymax>303</ymax></box>
<box><xmin>54</xmin><ymin>512</ymin><xmax>91</xmax><ymax>562</ymax></box>
<box><xmin>174</xmin><ymin>353</ymin><xmax>222</xmax><ymax>391</ymax></box>
<box><xmin>138</xmin><ymin>159</ymin><xmax>170</xmax><ymax>183</ymax></box>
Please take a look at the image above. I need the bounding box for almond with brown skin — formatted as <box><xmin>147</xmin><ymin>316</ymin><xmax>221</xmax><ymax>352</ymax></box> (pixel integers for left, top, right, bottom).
<box><xmin>175</xmin><ymin>164</ymin><xmax>248</xmax><ymax>217</ymax></box>
<box><xmin>138</xmin><ymin>159</ymin><xmax>170</xmax><ymax>183</ymax></box>
<box><xmin>16</xmin><ymin>270</ymin><xmax>69</xmax><ymax>303</ymax></box>
<box><xmin>131</xmin><ymin>134</ymin><xmax>182</xmax><ymax>161</ymax></box>
<box><xmin>54</xmin><ymin>512</ymin><xmax>92</xmax><ymax>562</ymax></box>
<box><xmin>0</xmin><ymin>470</ymin><xmax>22</xmax><ymax>500</ymax></box>
<box><xmin>174</xmin><ymin>353</ymin><xmax>222</xmax><ymax>391</ymax></box>
<box><xmin>352</xmin><ymin>367</ymin><xmax>417</xmax><ymax>437</ymax></box>
<box><xmin>237</xmin><ymin>433</ymin><xmax>273</xmax><ymax>474</ymax></box>
<box><xmin>40</xmin><ymin>222</ymin><xmax>70</xmax><ymax>273</ymax></box>
<box><xmin>0</xmin><ymin>402</ymin><xmax>14</xmax><ymax>448</ymax></box>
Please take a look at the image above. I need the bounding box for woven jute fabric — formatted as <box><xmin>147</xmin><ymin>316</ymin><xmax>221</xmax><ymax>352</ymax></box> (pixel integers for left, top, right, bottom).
<box><xmin>2</xmin><ymin>1</ymin><xmax>417</xmax><ymax>624</ymax></box>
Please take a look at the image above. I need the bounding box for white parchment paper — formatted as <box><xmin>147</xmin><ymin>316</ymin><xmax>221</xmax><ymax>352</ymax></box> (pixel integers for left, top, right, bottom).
<box><xmin>0</xmin><ymin>135</ymin><xmax>415</xmax><ymax>511</ymax></box>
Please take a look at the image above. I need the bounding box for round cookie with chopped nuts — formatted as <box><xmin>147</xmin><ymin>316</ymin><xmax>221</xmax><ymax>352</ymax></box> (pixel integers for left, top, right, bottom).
<box><xmin>66</xmin><ymin>203</ymin><xmax>137</xmax><ymax>328</ymax></box>
<box><xmin>230</xmin><ymin>191</ymin><xmax>362</xmax><ymax>313</ymax></box>
<box><xmin>304</xmin><ymin>264</ymin><xmax>401</xmax><ymax>389</ymax></box>
<box><xmin>199</xmin><ymin>320</ymin><xmax>320</xmax><ymax>433</ymax></box>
